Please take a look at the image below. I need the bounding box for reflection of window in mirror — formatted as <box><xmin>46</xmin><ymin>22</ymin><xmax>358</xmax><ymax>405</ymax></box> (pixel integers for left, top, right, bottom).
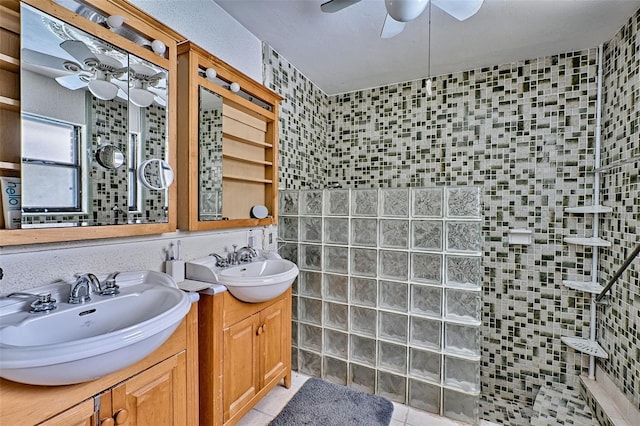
<box><xmin>21</xmin><ymin>114</ymin><xmax>84</xmax><ymax>213</ymax></box>
<box><xmin>128</xmin><ymin>132</ymin><xmax>141</xmax><ymax>212</ymax></box>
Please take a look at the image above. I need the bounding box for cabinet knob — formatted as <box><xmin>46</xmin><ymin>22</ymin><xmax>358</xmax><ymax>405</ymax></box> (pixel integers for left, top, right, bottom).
<box><xmin>262</xmin><ymin>323</ymin><xmax>266</xmax><ymax>332</ymax></box>
<box><xmin>256</xmin><ymin>325</ymin><xmax>263</xmax><ymax>336</ymax></box>
<box><xmin>101</xmin><ymin>418</ymin><xmax>115</xmax><ymax>426</ymax></box>
<box><xmin>114</xmin><ymin>409</ymin><xmax>129</xmax><ymax>425</ymax></box>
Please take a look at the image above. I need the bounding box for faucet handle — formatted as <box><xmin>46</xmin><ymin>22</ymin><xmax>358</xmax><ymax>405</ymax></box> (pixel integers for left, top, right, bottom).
<box><xmin>101</xmin><ymin>272</ymin><xmax>120</xmax><ymax>296</ymax></box>
<box><xmin>8</xmin><ymin>292</ymin><xmax>57</xmax><ymax>314</ymax></box>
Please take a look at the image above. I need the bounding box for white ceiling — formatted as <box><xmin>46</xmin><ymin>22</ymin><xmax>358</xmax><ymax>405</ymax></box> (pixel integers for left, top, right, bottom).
<box><xmin>215</xmin><ymin>0</ymin><xmax>640</xmax><ymax>95</ymax></box>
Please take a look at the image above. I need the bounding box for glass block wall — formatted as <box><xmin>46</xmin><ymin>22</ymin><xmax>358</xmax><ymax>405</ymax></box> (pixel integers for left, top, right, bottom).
<box><xmin>279</xmin><ymin>186</ymin><xmax>483</xmax><ymax>425</ymax></box>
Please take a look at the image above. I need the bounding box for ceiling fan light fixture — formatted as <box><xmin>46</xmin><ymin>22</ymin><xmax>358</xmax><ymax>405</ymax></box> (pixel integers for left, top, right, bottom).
<box><xmin>88</xmin><ymin>79</ymin><xmax>119</xmax><ymax>100</ymax></box>
<box><xmin>385</xmin><ymin>0</ymin><xmax>428</xmax><ymax>22</ymax></box>
<box><xmin>130</xmin><ymin>87</ymin><xmax>155</xmax><ymax>107</ymax></box>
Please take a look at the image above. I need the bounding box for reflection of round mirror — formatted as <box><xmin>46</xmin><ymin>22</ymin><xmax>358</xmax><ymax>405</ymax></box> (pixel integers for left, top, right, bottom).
<box><xmin>138</xmin><ymin>159</ymin><xmax>174</xmax><ymax>191</ymax></box>
<box><xmin>96</xmin><ymin>144</ymin><xmax>125</xmax><ymax>169</ymax></box>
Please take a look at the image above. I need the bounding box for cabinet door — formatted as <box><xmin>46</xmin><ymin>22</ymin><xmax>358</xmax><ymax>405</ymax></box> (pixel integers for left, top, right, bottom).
<box><xmin>223</xmin><ymin>313</ymin><xmax>259</xmax><ymax>422</ymax></box>
<box><xmin>38</xmin><ymin>399</ymin><xmax>95</xmax><ymax>426</ymax></box>
<box><xmin>259</xmin><ymin>296</ymin><xmax>289</xmax><ymax>388</ymax></box>
<box><xmin>111</xmin><ymin>352</ymin><xmax>187</xmax><ymax>426</ymax></box>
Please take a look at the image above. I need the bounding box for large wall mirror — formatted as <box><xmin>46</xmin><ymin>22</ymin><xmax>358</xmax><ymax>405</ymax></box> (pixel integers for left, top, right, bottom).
<box><xmin>20</xmin><ymin>2</ymin><xmax>171</xmax><ymax>228</ymax></box>
<box><xmin>198</xmin><ymin>86</ymin><xmax>223</xmax><ymax>220</ymax></box>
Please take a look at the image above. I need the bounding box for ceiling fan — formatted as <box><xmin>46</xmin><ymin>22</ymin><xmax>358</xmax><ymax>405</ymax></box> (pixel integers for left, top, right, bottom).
<box><xmin>320</xmin><ymin>0</ymin><xmax>484</xmax><ymax>38</ymax></box>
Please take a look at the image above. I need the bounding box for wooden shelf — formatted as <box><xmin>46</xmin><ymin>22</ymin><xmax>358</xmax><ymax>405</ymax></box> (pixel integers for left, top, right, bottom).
<box><xmin>0</xmin><ymin>5</ymin><xmax>20</xmax><ymax>34</ymax></box>
<box><xmin>223</xmin><ymin>174</ymin><xmax>273</xmax><ymax>184</ymax></box>
<box><xmin>0</xmin><ymin>53</ymin><xmax>19</xmax><ymax>72</ymax></box>
<box><xmin>222</xmin><ymin>154</ymin><xmax>273</xmax><ymax>167</ymax></box>
<box><xmin>0</xmin><ymin>95</ymin><xmax>20</xmax><ymax>112</ymax></box>
<box><xmin>223</xmin><ymin>132</ymin><xmax>273</xmax><ymax>149</ymax></box>
<box><xmin>0</xmin><ymin>161</ymin><xmax>20</xmax><ymax>171</ymax></box>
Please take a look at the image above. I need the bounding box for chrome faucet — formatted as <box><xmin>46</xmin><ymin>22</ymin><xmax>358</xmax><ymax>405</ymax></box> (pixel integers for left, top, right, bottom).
<box><xmin>235</xmin><ymin>246</ymin><xmax>258</xmax><ymax>264</ymax></box>
<box><xmin>101</xmin><ymin>271</ymin><xmax>120</xmax><ymax>296</ymax></box>
<box><xmin>7</xmin><ymin>292</ymin><xmax>57</xmax><ymax>314</ymax></box>
<box><xmin>69</xmin><ymin>273</ymin><xmax>101</xmax><ymax>304</ymax></box>
<box><xmin>210</xmin><ymin>253</ymin><xmax>229</xmax><ymax>268</ymax></box>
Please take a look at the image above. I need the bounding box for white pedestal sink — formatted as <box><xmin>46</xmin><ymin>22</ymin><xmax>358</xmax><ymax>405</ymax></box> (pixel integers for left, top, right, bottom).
<box><xmin>186</xmin><ymin>253</ymin><xmax>299</xmax><ymax>303</ymax></box>
<box><xmin>0</xmin><ymin>271</ymin><xmax>191</xmax><ymax>386</ymax></box>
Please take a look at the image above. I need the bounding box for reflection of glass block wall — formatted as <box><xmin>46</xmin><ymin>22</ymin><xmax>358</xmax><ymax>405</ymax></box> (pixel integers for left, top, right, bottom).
<box><xmin>279</xmin><ymin>187</ymin><xmax>482</xmax><ymax>425</ymax></box>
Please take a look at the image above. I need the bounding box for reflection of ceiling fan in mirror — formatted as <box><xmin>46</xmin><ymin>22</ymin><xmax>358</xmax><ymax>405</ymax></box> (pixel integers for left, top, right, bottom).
<box><xmin>22</xmin><ymin>40</ymin><xmax>166</xmax><ymax>107</ymax></box>
<box><xmin>320</xmin><ymin>0</ymin><xmax>484</xmax><ymax>38</ymax></box>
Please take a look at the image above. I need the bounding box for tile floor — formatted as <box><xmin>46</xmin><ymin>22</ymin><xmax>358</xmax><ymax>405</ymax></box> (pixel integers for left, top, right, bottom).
<box><xmin>237</xmin><ymin>372</ymin><xmax>501</xmax><ymax>426</ymax></box>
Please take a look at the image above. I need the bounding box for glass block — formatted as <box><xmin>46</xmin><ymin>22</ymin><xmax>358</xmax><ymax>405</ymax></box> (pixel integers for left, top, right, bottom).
<box><xmin>379</xmin><ymin>280</ymin><xmax>408</xmax><ymax>312</ymax></box>
<box><xmin>351</xmin><ymin>277</ymin><xmax>377</xmax><ymax>307</ymax></box>
<box><xmin>351</xmin><ymin>189</ymin><xmax>378</xmax><ymax>217</ymax></box>
<box><xmin>325</xmin><ymin>189</ymin><xmax>350</xmax><ymax>216</ymax></box>
<box><xmin>292</xmin><ymin>296</ymin><xmax>298</xmax><ymax>320</ymax></box>
<box><xmin>324</xmin><ymin>245</ymin><xmax>348</xmax><ymax>273</ymax></box>
<box><xmin>300</xmin><ymin>216</ymin><xmax>323</xmax><ymax>242</ymax></box>
<box><xmin>325</xmin><ymin>217</ymin><xmax>349</xmax><ymax>245</ymax></box>
<box><xmin>279</xmin><ymin>242</ymin><xmax>298</xmax><ymax>264</ymax></box>
<box><xmin>446</xmin><ymin>222</ymin><xmax>482</xmax><ymax>252</ymax></box>
<box><xmin>409</xmin><ymin>348</ymin><xmax>440</xmax><ymax>382</ymax></box>
<box><xmin>324</xmin><ymin>301</ymin><xmax>348</xmax><ymax>331</ymax></box>
<box><xmin>445</xmin><ymin>323</ymin><xmax>480</xmax><ymax>357</ymax></box>
<box><xmin>351</xmin><ymin>218</ymin><xmax>378</xmax><ymax>247</ymax></box>
<box><xmin>299</xmin><ymin>323</ymin><xmax>322</xmax><ymax>352</ymax></box>
<box><xmin>299</xmin><ymin>270</ymin><xmax>322</xmax><ymax>297</ymax></box>
<box><xmin>324</xmin><ymin>329</ymin><xmax>348</xmax><ymax>359</ymax></box>
<box><xmin>444</xmin><ymin>356</ymin><xmax>480</xmax><ymax>393</ymax></box>
<box><xmin>291</xmin><ymin>347</ymin><xmax>298</xmax><ymax>371</ymax></box>
<box><xmin>350</xmin><ymin>363</ymin><xmax>375</xmax><ymax>394</ymax></box>
<box><xmin>377</xmin><ymin>341</ymin><xmax>407</xmax><ymax>374</ymax></box>
<box><xmin>300</xmin><ymin>190</ymin><xmax>323</xmax><ymax>215</ymax></box>
<box><xmin>350</xmin><ymin>306</ymin><xmax>377</xmax><ymax>337</ymax></box>
<box><xmin>379</xmin><ymin>219</ymin><xmax>409</xmax><ymax>248</ymax></box>
<box><xmin>291</xmin><ymin>276</ymin><xmax>298</xmax><ymax>295</ymax></box>
<box><xmin>446</xmin><ymin>187</ymin><xmax>481</xmax><ymax>218</ymax></box>
<box><xmin>410</xmin><ymin>284</ymin><xmax>442</xmax><ymax>317</ymax></box>
<box><xmin>381</xmin><ymin>188</ymin><xmax>409</xmax><ymax>217</ymax></box>
<box><xmin>443</xmin><ymin>389</ymin><xmax>480</xmax><ymax>425</ymax></box>
<box><xmin>292</xmin><ymin>320</ymin><xmax>298</xmax><ymax>346</ymax></box>
<box><xmin>445</xmin><ymin>289</ymin><xmax>481</xmax><ymax>322</ymax></box>
<box><xmin>279</xmin><ymin>190</ymin><xmax>299</xmax><ymax>215</ymax></box>
<box><xmin>377</xmin><ymin>371</ymin><xmax>406</xmax><ymax>403</ymax></box>
<box><xmin>379</xmin><ymin>250</ymin><xmax>408</xmax><ymax>280</ymax></box>
<box><xmin>411</xmin><ymin>252</ymin><xmax>442</xmax><ymax>284</ymax></box>
<box><xmin>411</xmin><ymin>220</ymin><xmax>443</xmax><ymax>250</ymax></box>
<box><xmin>350</xmin><ymin>335</ymin><xmax>376</xmax><ymax>366</ymax></box>
<box><xmin>279</xmin><ymin>216</ymin><xmax>299</xmax><ymax>241</ymax></box>
<box><xmin>299</xmin><ymin>297</ymin><xmax>322</xmax><ymax>325</ymax></box>
<box><xmin>300</xmin><ymin>244</ymin><xmax>322</xmax><ymax>270</ymax></box>
<box><xmin>299</xmin><ymin>349</ymin><xmax>322</xmax><ymax>377</ymax></box>
<box><xmin>412</xmin><ymin>187</ymin><xmax>443</xmax><ymax>217</ymax></box>
<box><xmin>323</xmin><ymin>274</ymin><xmax>348</xmax><ymax>302</ymax></box>
<box><xmin>324</xmin><ymin>357</ymin><xmax>348</xmax><ymax>385</ymax></box>
<box><xmin>350</xmin><ymin>248</ymin><xmax>377</xmax><ymax>277</ymax></box>
<box><xmin>378</xmin><ymin>311</ymin><xmax>408</xmax><ymax>344</ymax></box>
<box><xmin>446</xmin><ymin>255</ymin><xmax>482</xmax><ymax>289</ymax></box>
<box><xmin>410</xmin><ymin>316</ymin><xmax>441</xmax><ymax>350</ymax></box>
<box><xmin>408</xmin><ymin>379</ymin><xmax>441</xmax><ymax>414</ymax></box>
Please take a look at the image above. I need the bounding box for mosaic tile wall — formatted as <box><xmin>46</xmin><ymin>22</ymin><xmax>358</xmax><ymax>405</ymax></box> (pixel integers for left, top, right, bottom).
<box><xmin>264</xmin><ymin>8</ymin><xmax>640</xmax><ymax>422</ymax></box>
<box><xmin>198</xmin><ymin>105</ymin><xmax>223</xmax><ymax>220</ymax></box>
<box><xmin>279</xmin><ymin>187</ymin><xmax>483</xmax><ymax>425</ymax></box>
<box><xmin>598</xmin><ymin>8</ymin><xmax>640</xmax><ymax>411</ymax></box>
<box><xmin>263</xmin><ymin>44</ymin><xmax>328</xmax><ymax>190</ymax></box>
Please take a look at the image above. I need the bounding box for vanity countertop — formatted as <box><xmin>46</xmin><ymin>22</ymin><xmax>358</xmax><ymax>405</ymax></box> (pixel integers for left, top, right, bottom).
<box><xmin>178</xmin><ymin>279</ymin><xmax>227</xmax><ymax>295</ymax></box>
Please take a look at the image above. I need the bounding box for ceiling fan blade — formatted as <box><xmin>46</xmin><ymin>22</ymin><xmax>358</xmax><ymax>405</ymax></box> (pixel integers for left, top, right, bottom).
<box><xmin>60</xmin><ymin>40</ymin><xmax>99</xmax><ymax>68</ymax></box>
<box><xmin>380</xmin><ymin>13</ymin><xmax>406</xmax><ymax>39</ymax></box>
<box><xmin>21</xmin><ymin>48</ymin><xmax>83</xmax><ymax>72</ymax></box>
<box><xmin>320</xmin><ymin>0</ymin><xmax>361</xmax><ymax>13</ymax></box>
<box><xmin>432</xmin><ymin>0</ymin><xmax>484</xmax><ymax>21</ymax></box>
<box><xmin>55</xmin><ymin>74</ymin><xmax>89</xmax><ymax>90</ymax></box>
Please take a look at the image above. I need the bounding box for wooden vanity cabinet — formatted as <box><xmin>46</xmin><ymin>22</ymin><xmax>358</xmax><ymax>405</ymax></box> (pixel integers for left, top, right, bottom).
<box><xmin>0</xmin><ymin>305</ymin><xmax>199</xmax><ymax>426</ymax></box>
<box><xmin>176</xmin><ymin>41</ymin><xmax>283</xmax><ymax>231</ymax></box>
<box><xmin>199</xmin><ymin>289</ymin><xmax>292</xmax><ymax>426</ymax></box>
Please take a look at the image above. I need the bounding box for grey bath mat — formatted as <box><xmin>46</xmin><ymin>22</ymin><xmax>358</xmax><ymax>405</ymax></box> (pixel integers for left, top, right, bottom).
<box><xmin>269</xmin><ymin>378</ymin><xmax>393</xmax><ymax>426</ymax></box>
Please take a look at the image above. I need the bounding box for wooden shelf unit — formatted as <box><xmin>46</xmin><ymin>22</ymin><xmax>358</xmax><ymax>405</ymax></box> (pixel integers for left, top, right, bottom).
<box><xmin>177</xmin><ymin>41</ymin><xmax>282</xmax><ymax>231</ymax></box>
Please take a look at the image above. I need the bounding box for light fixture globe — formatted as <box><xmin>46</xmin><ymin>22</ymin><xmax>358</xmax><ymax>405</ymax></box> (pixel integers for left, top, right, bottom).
<box><xmin>230</xmin><ymin>82</ymin><xmax>240</xmax><ymax>93</ymax></box>
<box><xmin>385</xmin><ymin>0</ymin><xmax>429</xmax><ymax>22</ymax></box>
<box><xmin>130</xmin><ymin>87</ymin><xmax>155</xmax><ymax>107</ymax></box>
<box><xmin>106</xmin><ymin>15</ymin><xmax>125</xmax><ymax>29</ymax></box>
<box><xmin>205</xmin><ymin>68</ymin><xmax>217</xmax><ymax>81</ymax></box>
<box><xmin>88</xmin><ymin>79</ymin><xmax>119</xmax><ymax>100</ymax></box>
<box><xmin>151</xmin><ymin>39</ymin><xmax>166</xmax><ymax>56</ymax></box>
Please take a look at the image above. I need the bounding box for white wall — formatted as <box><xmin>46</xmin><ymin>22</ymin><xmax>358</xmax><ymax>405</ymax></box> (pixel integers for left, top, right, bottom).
<box><xmin>131</xmin><ymin>0</ymin><xmax>263</xmax><ymax>83</ymax></box>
